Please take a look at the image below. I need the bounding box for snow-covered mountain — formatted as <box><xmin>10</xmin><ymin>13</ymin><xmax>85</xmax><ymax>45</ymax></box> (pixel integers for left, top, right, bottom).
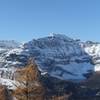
<box><xmin>23</xmin><ymin>34</ymin><xmax>93</xmax><ymax>80</ymax></box>
<box><xmin>0</xmin><ymin>34</ymin><xmax>100</xmax><ymax>88</ymax></box>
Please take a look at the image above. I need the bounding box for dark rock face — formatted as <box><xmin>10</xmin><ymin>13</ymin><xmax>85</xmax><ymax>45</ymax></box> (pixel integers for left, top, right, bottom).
<box><xmin>0</xmin><ymin>85</ymin><xmax>13</xmax><ymax>100</ymax></box>
<box><xmin>41</xmin><ymin>74</ymin><xmax>100</xmax><ymax>100</ymax></box>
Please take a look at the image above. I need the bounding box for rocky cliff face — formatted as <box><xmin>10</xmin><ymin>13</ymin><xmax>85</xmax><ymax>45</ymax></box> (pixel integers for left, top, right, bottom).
<box><xmin>23</xmin><ymin>34</ymin><xmax>93</xmax><ymax>80</ymax></box>
<box><xmin>0</xmin><ymin>34</ymin><xmax>100</xmax><ymax>88</ymax></box>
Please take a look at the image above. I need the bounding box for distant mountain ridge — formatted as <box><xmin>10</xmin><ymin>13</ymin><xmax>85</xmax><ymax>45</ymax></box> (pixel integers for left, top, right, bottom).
<box><xmin>0</xmin><ymin>40</ymin><xmax>21</xmax><ymax>48</ymax></box>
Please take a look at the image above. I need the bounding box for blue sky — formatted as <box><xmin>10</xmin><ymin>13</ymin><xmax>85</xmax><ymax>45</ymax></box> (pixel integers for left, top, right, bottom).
<box><xmin>0</xmin><ymin>0</ymin><xmax>100</xmax><ymax>42</ymax></box>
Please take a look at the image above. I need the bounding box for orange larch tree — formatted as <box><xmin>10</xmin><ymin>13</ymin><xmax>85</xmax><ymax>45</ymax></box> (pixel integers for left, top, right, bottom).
<box><xmin>13</xmin><ymin>59</ymin><xmax>45</xmax><ymax>100</ymax></box>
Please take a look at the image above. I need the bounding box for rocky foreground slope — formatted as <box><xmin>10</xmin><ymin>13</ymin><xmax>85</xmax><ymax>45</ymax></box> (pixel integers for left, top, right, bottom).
<box><xmin>0</xmin><ymin>34</ymin><xmax>100</xmax><ymax>88</ymax></box>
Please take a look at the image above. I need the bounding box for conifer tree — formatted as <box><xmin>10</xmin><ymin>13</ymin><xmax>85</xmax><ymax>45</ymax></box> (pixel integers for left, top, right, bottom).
<box><xmin>13</xmin><ymin>59</ymin><xmax>45</xmax><ymax>100</ymax></box>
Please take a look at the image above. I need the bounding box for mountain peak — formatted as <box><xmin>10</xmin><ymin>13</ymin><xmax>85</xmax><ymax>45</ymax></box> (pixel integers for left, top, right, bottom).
<box><xmin>48</xmin><ymin>33</ymin><xmax>73</xmax><ymax>41</ymax></box>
